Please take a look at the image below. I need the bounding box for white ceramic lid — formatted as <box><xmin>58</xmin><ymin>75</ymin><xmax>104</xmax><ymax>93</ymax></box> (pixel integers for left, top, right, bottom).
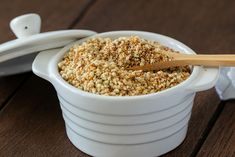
<box><xmin>0</xmin><ymin>14</ymin><xmax>96</xmax><ymax>76</ymax></box>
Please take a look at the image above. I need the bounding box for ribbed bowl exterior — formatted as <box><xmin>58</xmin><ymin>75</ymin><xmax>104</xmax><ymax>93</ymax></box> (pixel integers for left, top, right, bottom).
<box><xmin>65</xmin><ymin>123</ymin><xmax>188</xmax><ymax>157</ymax></box>
<box><xmin>58</xmin><ymin>94</ymin><xmax>194</xmax><ymax>156</ymax></box>
<box><xmin>59</xmin><ymin>96</ymin><xmax>193</xmax><ymax>135</ymax></box>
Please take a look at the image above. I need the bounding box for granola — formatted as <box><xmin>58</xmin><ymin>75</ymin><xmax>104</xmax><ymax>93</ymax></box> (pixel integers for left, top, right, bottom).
<box><xmin>58</xmin><ymin>36</ymin><xmax>190</xmax><ymax>96</ymax></box>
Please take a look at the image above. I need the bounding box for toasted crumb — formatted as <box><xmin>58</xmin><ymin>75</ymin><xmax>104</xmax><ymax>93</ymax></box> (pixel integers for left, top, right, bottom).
<box><xmin>58</xmin><ymin>36</ymin><xmax>190</xmax><ymax>96</ymax></box>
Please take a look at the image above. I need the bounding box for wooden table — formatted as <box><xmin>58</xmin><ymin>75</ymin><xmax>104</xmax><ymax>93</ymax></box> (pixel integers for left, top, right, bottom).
<box><xmin>0</xmin><ymin>0</ymin><xmax>235</xmax><ymax>156</ymax></box>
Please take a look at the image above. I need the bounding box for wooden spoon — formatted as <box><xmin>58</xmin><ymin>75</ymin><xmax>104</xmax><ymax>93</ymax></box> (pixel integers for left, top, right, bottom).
<box><xmin>128</xmin><ymin>51</ymin><xmax>235</xmax><ymax>71</ymax></box>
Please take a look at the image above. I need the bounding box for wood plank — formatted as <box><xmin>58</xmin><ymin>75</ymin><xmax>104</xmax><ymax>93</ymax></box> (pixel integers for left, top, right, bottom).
<box><xmin>0</xmin><ymin>0</ymin><xmax>92</xmax><ymax>109</ymax></box>
<box><xmin>0</xmin><ymin>0</ymin><xmax>92</xmax><ymax>43</ymax></box>
<box><xmin>0</xmin><ymin>74</ymin><xmax>28</xmax><ymax>109</ymax></box>
<box><xmin>77</xmin><ymin>0</ymin><xmax>235</xmax><ymax>53</ymax></box>
<box><xmin>0</xmin><ymin>0</ymin><xmax>94</xmax><ymax>156</ymax></box>
<box><xmin>0</xmin><ymin>79</ymin><xmax>220</xmax><ymax>157</ymax></box>
<box><xmin>164</xmin><ymin>90</ymin><xmax>221</xmax><ymax>157</ymax></box>
<box><xmin>196</xmin><ymin>101</ymin><xmax>235</xmax><ymax>157</ymax></box>
<box><xmin>1</xmin><ymin>0</ymin><xmax>235</xmax><ymax>156</ymax></box>
<box><xmin>75</xmin><ymin>0</ymin><xmax>234</xmax><ymax>156</ymax></box>
<box><xmin>0</xmin><ymin>76</ymin><xmax>86</xmax><ymax>156</ymax></box>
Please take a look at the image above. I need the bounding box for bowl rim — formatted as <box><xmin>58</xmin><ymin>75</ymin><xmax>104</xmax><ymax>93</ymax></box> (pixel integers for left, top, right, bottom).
<box><xmin>49</xmin><ymin>30</ymin><xmax>201</xmax><ymax>100</ymax></box>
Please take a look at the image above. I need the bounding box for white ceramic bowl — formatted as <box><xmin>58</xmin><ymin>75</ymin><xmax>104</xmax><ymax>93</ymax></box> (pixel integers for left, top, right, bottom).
<box><xmin>32</xmin><ymin>31</ymin><xmax>219</xmax><ymax>157</ymax></box>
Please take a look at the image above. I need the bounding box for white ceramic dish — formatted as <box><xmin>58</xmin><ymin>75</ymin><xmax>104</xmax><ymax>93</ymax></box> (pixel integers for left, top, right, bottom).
<box><xmin>0</xmin><ymin>53</ymin><xmax>37</xmax><ymax>76</ymax></box>
<box><xmin>32</xmin><ymin>31</ymin><xmax>219</xmax><ymax>157</ymax></box>
<box><xmin>0</xmin><ymin>14</ymin><xmax>96</xmax><ymax>76</ymax></box>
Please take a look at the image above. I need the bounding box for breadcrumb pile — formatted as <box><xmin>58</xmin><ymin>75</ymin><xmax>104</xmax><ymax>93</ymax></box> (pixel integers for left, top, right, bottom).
<box><xmin>58</xmin><ymin>36</ymin><xmax>190</xmax><ymax>96</ymax></box>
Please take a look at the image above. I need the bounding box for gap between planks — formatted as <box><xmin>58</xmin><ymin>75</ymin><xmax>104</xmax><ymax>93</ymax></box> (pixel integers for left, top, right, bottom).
<box><xmin>0</xmin><ymin>0</ymin><xmax>97</xmax><ymax>113</ymax></box>
<box><xmin>190</xmin><ymin>100</ymin><xmax>226</xmax><ymax>157</ymax></box>
<box><xmin>0</xmin><ymin>73</ymin><xmax>31</xmax><ymax>113</ymax></box>
<box><xmin>68</xmin><ymin>0</ymin><xmax>97</xmax><ymax>29</ymax></box>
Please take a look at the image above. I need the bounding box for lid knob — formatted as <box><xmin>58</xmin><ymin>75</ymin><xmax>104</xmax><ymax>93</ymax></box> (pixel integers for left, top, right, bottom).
<box><xmin>10</xmin><ymin>13</ymin><xmax>41</xmax><ymax>38</ymax></box>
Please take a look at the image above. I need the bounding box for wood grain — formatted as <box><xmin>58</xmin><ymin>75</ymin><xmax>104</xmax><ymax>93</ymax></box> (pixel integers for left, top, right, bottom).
<box><xmin>0</xmin><ymin>74</ymin><xmax>28</xmax><ymax>110</ymax></box>
<box><xmin>164</xmin><ymin>90</ymin><xmax>220</xmax><ymax>157</ymax></box>
<box><xmin>196</xmin><ymin>100</ymin><xmax>235</xmax><ymax>157</ymax></box>
<box><xmin>1</xmin><ymin>0</ymin><xmax>235</xmax><ymax>156</ymax></box>
<box><xmin>0</xmin><ymin>78</ymin><xmax>220</xmax><ymax>157</ymax></box>
<box><xmin>0</xmin><ymin>0</ymin><xmax>92</xmax><ymax>43</ymax></box>
<box><xmin>0</xmin><ymin>0</ymin><xmax>92</xmax><ymax>110</ymax></box>
<box><xmin>75</xmin><ymin>0</ymin><xmax>234</xmax><ymax>156</ymax></box>
<box><xmin>77</xmin><ymin>0</ymin><xmax>235</xmax><ymax>53</ymax></box>
<box><xmin>0</xmin><ymin>76</ymin><xmax>88</xmax><ymax>157</ymax></box>
<box><xmin>0</xmin><ymin>0</ymin><xmax>93</xmax><ymax>156</ymax></box>
<box><xmin>129</xmin><ymin>54</ymin><xmax>235</xmax><ymax>71</ymax></box>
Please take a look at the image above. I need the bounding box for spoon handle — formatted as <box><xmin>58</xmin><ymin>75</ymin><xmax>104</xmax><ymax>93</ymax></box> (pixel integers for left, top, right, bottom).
<box><xmin>177</xmin><ymin>54</ymin><xmax>235</xmax><ymax>66</ymax></box>
<box><xmin>129</xmin><ymin>54</ymin><xmax>235</xmax><ymax>71</ymax></box>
